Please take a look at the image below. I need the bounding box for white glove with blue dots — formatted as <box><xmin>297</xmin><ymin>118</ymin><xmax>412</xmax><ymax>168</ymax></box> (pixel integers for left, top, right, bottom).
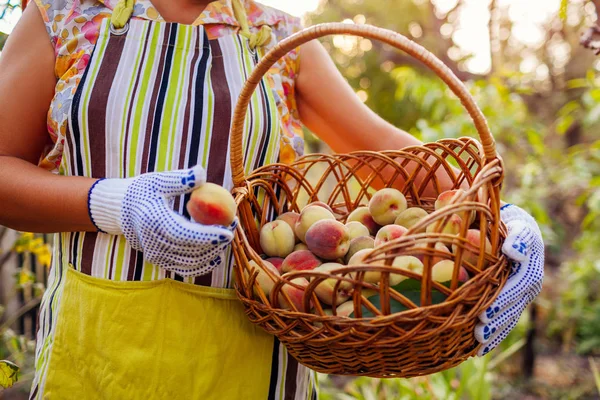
<box><xmin>475</xmin><ymin>204</ymin><xmax>544</xmax><ymax>356</ymax></box>
<box><xmin>88</xmin><ymin>166</ymin><xmax>236</xmax><ymax>277</ymax></box>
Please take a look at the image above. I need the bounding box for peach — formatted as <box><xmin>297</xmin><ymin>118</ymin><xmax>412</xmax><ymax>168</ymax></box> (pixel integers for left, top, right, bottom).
<box><xmin>277</xmin><ymin>277</ymin><xmax>310</xmax><ymax>312</ymax></box>
<box><xmin>426</xmin><ymin>214</ymin><xmax>463</xmax><ymax>236</ymax></box>
<box><xmin>276</xmin><ymin>212</ymin><xmax>300</xmax><ymax>241</ymax></box>
<box><xmin>259</xmin><ymin>220</ymin><xmax>296</xmax><ymax>258</ymax></box>
<box><xmin>414</xmin><ymin>242</ymin><xmax>452</xmax><ymax>265</ymax></box>
<box><xmin>345</xmin><ymin>221</ymin><xmax>370</xmax><ymax>240</ymax></box>
<box><xmin>345</xmin><ymin>236</ymin><xmax>375</xmax><ymax>264</ymax></box>
<box><xmin>347</xmin><ymin>248</ymin><xmax>388</xmax><ymax>284</ymax></box>
<box><xmin>335</xmin><ymin>301</ymin><xmax>355</xmax><ymax>317</ymax></box>
<box><xmin>432</xmin><ymin>260</ymin><xmax>469</xmax><ymax>283</ymax></box>
<box><xmin>375</xmin><ymin>225</ymin><xmax>408</xmax><ymax>247</ymax></box>
<box><xmin>435</xmin><ymin>189</ymin><xmax>475</xmax><ymax>224</ymax></box>
<box><xmin>312</xmin><ymin>263</ymin><xmax>353</xmax><ymax>305</ymax></box>
<box><xmin>281</xmin><ymin>250</ymin><xmax>322</xmax><ymax>273</ymax></box>
<box><xmin>265</xmin><ymin>257</ymin><xmax>284</xmax><ymax>273</ymax></box>
<box><xmin>368</xmin><ymin>188</ymin><xmax>407</xmax><ymax>226</ymax></box>
<box><xmin>346</xmin><ymin>206</ymin><xmax>380</xmax><ymax>235</ymax></box>
<box><xmin>307</xmin><ymin>201</ymin><xmax>334</xmax><ymax>214</ymax></box>
<box><xmin>452</xmin><ymin>229</ymin><xmax>492</xmax><ymax>267</ymax></box>
<box><xmin>293</xmin><ymin>243</ymin><xmax>309</xmax><ymax>252</ymax></box>
<box><xmin>245</xmin><ymin>260</ymin><xmax>280</xmax><ymax>297</ymax></box>
<box><xmin>391</xmin><ymin>255</ymin><xmax>424</xmax><ymax>281</ymax></box>
<box><xmin>295</xmin><ymin>205</ymin><xmax>335</xmax><ymax>243</ymax></box>
<box><xmin>305</xmin><ymin>220</ymin><xmax>351</xmax><ymax>260</ymax></box>
<box><xmin>394</xmin><ymin>207</ymin><xmax>429</xmax><ymax>231</ymax></box>
<box><xmin>187</xmin><ymin>182</ymin><xmax>236</xmax><ymax>226</ymax></box>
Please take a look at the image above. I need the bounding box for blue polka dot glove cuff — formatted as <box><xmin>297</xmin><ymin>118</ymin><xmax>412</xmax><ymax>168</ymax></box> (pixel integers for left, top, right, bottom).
<box><xmin>88</xmin><ymin>166</ymin><xmax>236</xmax><ymax>277</ymax></box>
<box><xmin>475</xmin><ymin>204</ymin><xmax>544</xmax><ymax>356</ymax></box>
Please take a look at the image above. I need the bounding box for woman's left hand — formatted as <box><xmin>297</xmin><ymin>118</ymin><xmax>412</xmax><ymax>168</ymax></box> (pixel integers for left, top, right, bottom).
<box><xmin>474</xmin><ymin>204</ymin><xmax>545</xmax><ymax>356</ymax></box>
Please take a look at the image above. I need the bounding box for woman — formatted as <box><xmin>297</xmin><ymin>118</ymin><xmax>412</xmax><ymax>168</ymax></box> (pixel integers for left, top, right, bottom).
<box><xmin>0</xmin><ymin>0</ymin><xmax>544</xmax><ymax>398</ymax></box>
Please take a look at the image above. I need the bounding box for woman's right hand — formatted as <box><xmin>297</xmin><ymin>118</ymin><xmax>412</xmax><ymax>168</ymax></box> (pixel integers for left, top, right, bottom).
<box><xmin>88</xmin><ymin>165</ymin><xmax>236</xmax><ymax>277</ymax></box>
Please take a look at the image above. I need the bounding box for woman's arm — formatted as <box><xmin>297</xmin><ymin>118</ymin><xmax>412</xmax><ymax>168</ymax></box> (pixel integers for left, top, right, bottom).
<box><xmin>295</xmin><ymin>40</ymin><xmax>461</xmax><ymax>194</ymax></box>
<box><xmin>0</xmin><ymin>4</ymin><xmax>96</xmax><ymax>233</ymax></box>
<box><xmin>295</xmin><ymin>40</ymin><xmax>422</xmax><ymax>154</ymax></box>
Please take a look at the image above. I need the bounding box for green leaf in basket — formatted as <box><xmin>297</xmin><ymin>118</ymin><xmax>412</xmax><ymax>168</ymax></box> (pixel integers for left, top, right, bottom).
<box><xmin>0</xmin><ymin>360</ymin><xmax>19</xmax><ymax>389</ymax></box>
<box><xmin>352</xmin><ymin>279</ymin><xmax>449</xmax><ymax>318</ymax></box>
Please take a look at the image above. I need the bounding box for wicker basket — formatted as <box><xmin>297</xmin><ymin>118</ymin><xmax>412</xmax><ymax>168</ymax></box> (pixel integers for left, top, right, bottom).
<box><xmin>230</xmin><ymin>23</ymin><xmax>509</xmax><ymax>378</ymax></box>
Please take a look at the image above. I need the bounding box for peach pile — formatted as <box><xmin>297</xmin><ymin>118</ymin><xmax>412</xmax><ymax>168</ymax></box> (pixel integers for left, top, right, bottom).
<box><xmin>247</xmin><ymin>188</ymin><xmax>492</xmax><ymax>318</ymax></box>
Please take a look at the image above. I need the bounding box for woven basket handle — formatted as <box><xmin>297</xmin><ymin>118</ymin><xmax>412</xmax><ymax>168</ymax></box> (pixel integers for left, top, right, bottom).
<box><xmin>230</xmin><ymin>23</ymin><xmax>497</xmax><ymax>188</ymax></box>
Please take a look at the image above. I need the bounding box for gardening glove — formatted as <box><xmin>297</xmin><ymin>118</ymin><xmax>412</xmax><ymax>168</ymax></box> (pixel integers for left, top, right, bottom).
<box><xmin>474</xmin><ymin>204</ymin><xmax>544</xmax><ymax>356</ymax></box>
<box><xmin>88</xmin><ymin>165</ymin><xmax>236</xmax><ymax>277</ymax></box>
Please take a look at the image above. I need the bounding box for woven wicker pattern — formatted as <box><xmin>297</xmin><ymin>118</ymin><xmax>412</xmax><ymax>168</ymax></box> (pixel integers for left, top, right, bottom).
<box><xmin>230</xmin><ymin>23</ymin><xmax>510</xmax><ymax>377</ymax></box>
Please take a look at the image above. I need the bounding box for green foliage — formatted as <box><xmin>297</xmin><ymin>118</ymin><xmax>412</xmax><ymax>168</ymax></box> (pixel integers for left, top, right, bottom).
<box><xmin>0</xmin><ymin>32</ymin><xmax>7</xmax><ymax>51</ymax></box>
<box><xmin>0</xmin><ymin>360</ymin><xmax>19</xmax><ymax>389</ymax></box>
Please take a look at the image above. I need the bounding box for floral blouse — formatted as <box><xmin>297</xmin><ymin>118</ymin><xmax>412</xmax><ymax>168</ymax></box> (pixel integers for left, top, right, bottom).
<box><xmin>32</xmin><ymin>0</ymin><xmax>305</xmax><ymax>172</ymax></box>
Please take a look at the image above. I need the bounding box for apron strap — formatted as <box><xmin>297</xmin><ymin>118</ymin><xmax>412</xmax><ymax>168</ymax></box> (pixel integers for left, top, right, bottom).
<box><xmin>232</xmin><ymin>0</ymin><xmax>272</xmax><ymax>49</ymax></box>
<box><xmin>109</xmin><ymin>0</ymin><xmax>271</xmax><ymax>49</ymax></box>
<box><xmin>111</xmin><ymin>0</ymin><xmax>135</xmax><ymax>29</ymax></box>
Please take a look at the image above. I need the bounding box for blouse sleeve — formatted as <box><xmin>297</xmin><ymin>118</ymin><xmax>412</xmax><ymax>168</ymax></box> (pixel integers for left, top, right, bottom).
<box><xmin>268</xmin><ymin>13</ymin><xmax>305</xmax><ymax>164</ymax></box>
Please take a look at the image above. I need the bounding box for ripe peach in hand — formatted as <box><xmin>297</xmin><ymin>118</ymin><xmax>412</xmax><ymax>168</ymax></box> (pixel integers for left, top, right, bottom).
<box><xmin>187</xmin><ymin>182</ymin><xmax>236</xmax><ymax>226</ymax></box>
<box><xmin>345</xmin><ymin>221</ymin><xmax>370</xmax><ymax>241</ymax></box>
<box><xmin>312</xmin><ymin>263</ymin><xmax>353</xmax><ymax>305</ymax></box>
<box><xmin>375</xmin><ymin>225</ymin><xmax>408</xmax><ymax>247</ymax></box>
<box><xmin>281</xmin><ymin>250</ymin><xmax>322</xmax><ymax>273</ymax></box>
<box><xmin>452</xmin><ymin>229</ymin><xmax>492</xmax><ymax>267</ymax></box>
<box><xmin>276</xmin><ymin>212</ymin><xmax>300</xmax><ymax>241</ymax></box>
<box><xmin>305</xmin><ymin>220</ymin><xmax>351</xmax><ymax>260</ymax></box>
<box><xmin>426</xmin><ymin>214</ymin><xmax>463</xmax><ymax>236</ymax></box>
<box><xmin>432</xmin><ymin>260</ymin><xmax>469</xmax><ymax>283</ymax></box>
<box><xmin>295</xmin><ymin>205</ymin><xmax>335</xmax><ymax>243</ymax></box>
<box><xmin>394</xmin><ymin>207</ymin><xmax>429</xmax><ymax>231</ymax></box>
<box><xmin>346</xmin><ymin>206</ymin><xmax>379</xmax><ymax>235</ymax></box>
<box><xmin>265</xmin><ymin>257</ymin><xmax>284</xmax><ymax>273</ymax></box>
<box><xmin>368</xmin><ymin>188</ymin><xmax>407</xmax><ymax>226</ymax></box>
<box><xmin>245</xmin><ymin>260</ymin><xmax>280</xmax><ymax>297</ymax></box>
<box><xmin>260</xmin><ymin>220</ymin><xmax>295</xmax><ymax>258</ymax></box>
<box><xmin>277</xmin><ymin>277</ymin><xmax>310</xmax><ymax>312</ymax></box>
<box><xmin>345</xmin><ymin>236</ymin><xmax>375</xmax><ymax>264</ymax></box>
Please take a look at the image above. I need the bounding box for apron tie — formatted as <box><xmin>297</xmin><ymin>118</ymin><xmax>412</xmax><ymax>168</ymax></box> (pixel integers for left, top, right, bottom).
<box><xmin>111</xmin><ymin>0</ymin><xmax>135</xmax><ymax>29</ymax></box>
<box><xmin>232</xmin><ymin>0</ymin><xmax>272</xmax><ymax>49</ymax></box>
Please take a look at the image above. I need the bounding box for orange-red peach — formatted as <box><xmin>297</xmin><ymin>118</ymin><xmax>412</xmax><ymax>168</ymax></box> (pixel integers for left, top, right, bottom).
<box><xmin>414</xmin><ymin>242</ymin><xmax>452</xmax><ymax>265</ymax></box>
<box><xmin>435</xmin><ymin>189</ymin><xmax>475</xmax><ymax>224</ymax></box>
<box><xmin>453</xmin><ymin>229</ymin><xmax>492</xmax><ymax>267</ymax></box>
<box><xmin>305</xmin><ymin>220</ymin><xmax>351</xmax><ymax>260</ymax></box>
<box><xmin>281</xmin><ymin>250</ymin><xmax>322</xmax><ymax>273</ymax></box>
<box><xmin>368</xmin><ymin>188</ymin><xmax>407</xmax><ymax>226</ymax></box>
<box><xmin>265</xmin><ymin>257</ymin><xmax>284</xmax><ymax>273</ymax></box>
<box><xmin>277</xmin><ymin>277</ymin><xmax>310</xmax><ymax>312</ymax></box>
<box><xmin>346</xmin><ymin>206</ymin><xmax>380</xmax><ymax>235</ymax></box>
<box><xmin>394</xmin><ymin>207</ymin><xmax>429</xmax><ymax>231</ymax></box>
<box><xmin>259</xmin><ymin>220</ymin><xmax>296</xmax><ymax>258</ymax></box>
<box><xmin>295</xmin><ymin>205</ymin><xmax>335</xmax><ymax>243</ymax></box>
<box><xmin>375</xmin><ymin>225</ymin><xmax>408</xmax><ymax>247</ymax></box>
<box><xmin>345</xmin><ymin>221</ymin><xmax>370</xmax><ymax>240</ymax></box>
<box><xmin>187</xmin><ymin>182</ymin><xmax>236</xmax><ymax>226</ymax></box>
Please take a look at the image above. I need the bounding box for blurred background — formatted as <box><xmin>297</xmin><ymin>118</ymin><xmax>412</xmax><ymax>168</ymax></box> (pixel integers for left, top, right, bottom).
<box><xmin>1</xmin><ymin>0</ymin><xmax>599</xmax><ymax>398</ymax></box>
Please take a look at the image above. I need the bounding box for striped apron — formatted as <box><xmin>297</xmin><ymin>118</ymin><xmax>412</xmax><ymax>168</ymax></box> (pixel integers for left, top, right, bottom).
<box><xmin>30</xmin><ymin>15</ymin><xmax>317</xmax><ymax>400</ymax></box>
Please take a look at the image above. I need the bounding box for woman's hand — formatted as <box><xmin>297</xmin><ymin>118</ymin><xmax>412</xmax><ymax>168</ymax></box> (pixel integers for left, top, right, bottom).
<box><xmin>88</xmin><ymin>166</ymin><xmax>236</xmax><ymax>277</ymax></box>
<box><xmin>474</xmin><ymin>204</ymin><xmax>544</xmax><ymax>355</ymax></box>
